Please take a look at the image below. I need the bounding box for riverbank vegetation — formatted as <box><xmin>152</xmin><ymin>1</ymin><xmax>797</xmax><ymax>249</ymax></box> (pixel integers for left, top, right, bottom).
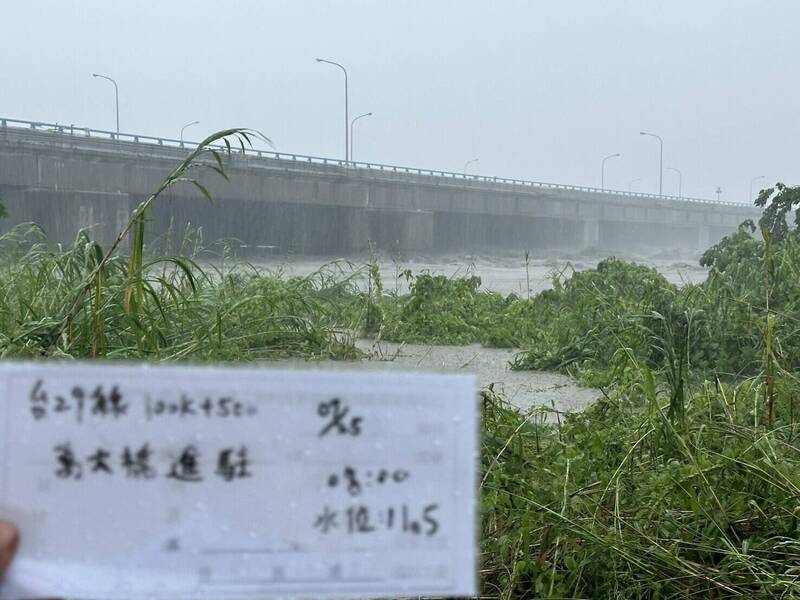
<box><xmin>1</xmin><ymin>132</ymin><xmax>799</xmax><ymax>597</ymax></box>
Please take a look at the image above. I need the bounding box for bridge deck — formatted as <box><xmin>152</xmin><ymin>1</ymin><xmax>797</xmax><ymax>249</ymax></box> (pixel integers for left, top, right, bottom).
<box><xmin>0</xmin><ymin>118</ymin><xmax>760</xmax><ymax>255</ymax></box>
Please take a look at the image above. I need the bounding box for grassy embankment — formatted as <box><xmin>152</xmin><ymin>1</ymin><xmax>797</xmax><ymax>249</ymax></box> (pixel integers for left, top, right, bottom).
<box><xmin>2</xmin><ymin>131</ymin><xmax>800</xmax><ymax>597</ymax></box>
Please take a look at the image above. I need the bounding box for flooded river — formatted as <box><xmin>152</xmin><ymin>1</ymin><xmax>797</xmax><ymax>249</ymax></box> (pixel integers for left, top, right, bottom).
<box><xmin>354</xmin><ymin>339</ymin><xmax>599</xmax><ymax>417</ymax></box>
<box><xmin>243</xmin><ymin>251</ymin><xmax>707</xmax><ymax>295</ymax></box>
<box><xmin>263</xmin><ymin>252</ymin><xmax>706</xmax><ymax>415</ymax></box>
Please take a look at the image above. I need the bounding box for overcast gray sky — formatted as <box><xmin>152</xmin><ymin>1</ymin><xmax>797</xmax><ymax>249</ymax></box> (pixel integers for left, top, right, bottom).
<box><xmin>2</xmin><ymin>1</ymin><xmax>797</xmax><ymax>202</ymax></box>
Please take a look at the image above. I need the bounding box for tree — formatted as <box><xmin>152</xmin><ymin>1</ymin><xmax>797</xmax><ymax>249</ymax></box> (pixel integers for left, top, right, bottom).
<box><xmin>756</xmin><ymin>182</ymin><xmax>800</xmax><ymax>244</ymax></box>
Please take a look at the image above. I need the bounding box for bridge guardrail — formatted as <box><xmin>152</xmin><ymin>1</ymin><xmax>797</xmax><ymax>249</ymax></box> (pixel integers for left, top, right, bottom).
<box><xmin>0</xmin><ymin>116</ymin><xmax>753</xmax><ymax>208</ymax></box>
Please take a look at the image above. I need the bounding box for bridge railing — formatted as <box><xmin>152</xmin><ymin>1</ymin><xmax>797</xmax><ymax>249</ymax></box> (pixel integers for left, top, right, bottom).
<box><xmin>0</xmin><ymin>116</ymin><xmax>750</xmax><ymax>208</ymax></box>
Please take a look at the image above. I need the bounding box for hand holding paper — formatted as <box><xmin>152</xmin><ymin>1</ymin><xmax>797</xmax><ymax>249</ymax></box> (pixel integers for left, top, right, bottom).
<box><xmin>0</xmin><ymin>521</ymin><xmax>19</xmax><ymax>579</ymax></box>
<box><xmin>0</xmin><ymin>363</ymin><xmax>477</xmax><ymax>600</ymax></box>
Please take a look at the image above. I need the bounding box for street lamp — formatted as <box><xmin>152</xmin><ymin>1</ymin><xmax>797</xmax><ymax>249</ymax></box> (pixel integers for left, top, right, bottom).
<box><xmin>628</xmin><ymin>178</ymin><xmax>642</xmax><ymax>192</ymax></box>
<box><xmin>180</xmin><ymin>120</ymin><xmax>200</xmax><ymax>144</ymax></box>
<box><xmin>749</xmin><ymin>175</ymin><xmax>765</xmax><ymax>202</ymax></box>
<box><xmin>315</xmin><ymin>57</ymin><xmax>349</xmax><ymax>162</ymax></box>
<box><xmin>639</xmin><ymin>131</ymin><xmax>663</xmax><ymax>195</ymax></box>
<box><xmin>463</xmin><ymin>158</ymin><xmax>479</xmax><ymax>175</ymax></box>
<box><xmin>601</xmin><ymin>153</ymin><xmax>620</xmax><ymax>190</ymax></box>
<box><xmin>349</xmin><ymin>112</ymin><xmax>372</xmax><ymax>162</ymax></box>
<box><xmin>92</xmin><ymin>73</ymin><xmax>119</xmax><ymax>135</ymax></box>
<box><xmin>667</xmin><ymin>167</ymin><xmax>682</xmax><ymax>197</ymax></box>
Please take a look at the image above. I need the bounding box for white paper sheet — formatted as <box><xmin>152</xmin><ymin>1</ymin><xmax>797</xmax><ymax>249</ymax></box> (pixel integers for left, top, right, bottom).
<box><xmin>0</xmin><ymin>363</ymin><xmax>477</xmax><ymax>599</ymax></box>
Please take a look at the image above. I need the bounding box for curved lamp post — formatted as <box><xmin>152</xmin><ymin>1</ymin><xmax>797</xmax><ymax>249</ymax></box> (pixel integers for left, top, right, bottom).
<box><xmin>463</xmin><ymin>158</ymin><xmax>479</xmax><ymax>175</ymax></box>
<box><xmin>349</xmin><ymin>112</ymin><xmax>372</xmax><ymax>162</ymax></box>
<box><xmin>180</xmin><ymin>120</ymin><xmax>200</xmax><ymax>144</ymax></box>
<box><xmin>315</xmin><ymin>57</ymin><xmax>349</xmax><ymax>162</ymax></box>
<box><xmin>639</xmin><ymin>131</ymin><xmax>663</xmax><ymax>195</ymax></box>
<box><xmin>92</xmin><ymin>73</ymin><xmax>119</xmax><ymax>135</ymax></box>
<box><xmin>601</xmin><ymin>153</ymin><xmax>620</xmax><ymax>190</ymax></box>
<box><xmin>628</xmin><ymin>178</ymin><xmax>642</xmax><ymax>192</ymax></box>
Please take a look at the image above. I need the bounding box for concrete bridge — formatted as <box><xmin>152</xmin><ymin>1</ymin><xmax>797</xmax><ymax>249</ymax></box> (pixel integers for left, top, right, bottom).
<box><xmin>0</xmin><ymin>118</ymin><xmax>759</xmax><ymax>256</ymax></box>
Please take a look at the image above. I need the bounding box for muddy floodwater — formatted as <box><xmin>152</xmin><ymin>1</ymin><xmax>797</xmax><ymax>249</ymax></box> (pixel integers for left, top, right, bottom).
<box><xmin>263</xmin><ymin>252</ymin><xmax>704</xmax><ymax>416</ymax></box>
<box><xmin>241</xmin><ymin>251</ymin><xmax>707</xmax><ymax>295</ymax></box>
<box><xmin>352</xmin><ymin>339</ymin><xmax>599</xmax><ymax>417</ymax></box>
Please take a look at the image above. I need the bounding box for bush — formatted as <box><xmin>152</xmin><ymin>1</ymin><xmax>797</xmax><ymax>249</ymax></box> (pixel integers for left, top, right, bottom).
<box><xmin>481</xmin><ymin>372</ymin><xmax>800</xmax><ymax>598</ymax></box>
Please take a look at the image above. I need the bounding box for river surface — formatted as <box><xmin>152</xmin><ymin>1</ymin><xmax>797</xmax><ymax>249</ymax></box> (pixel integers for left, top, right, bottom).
<box><xmin>238</xmin><ymin>251</ymin><xmax>707</xmax><ymax>295</ymax></box>
<box><xmin>354</xmin><ymin>339</ymin><xmax>598</xmax><ymax>418</ymax></box>
<box><xmin>260</xmin><ymin>252</ymin><xmax>705</xmax><ymax>416</ymax></box>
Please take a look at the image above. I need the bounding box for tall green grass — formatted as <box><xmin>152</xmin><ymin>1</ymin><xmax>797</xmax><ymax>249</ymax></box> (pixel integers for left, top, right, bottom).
<box><xmin>0</xmin><ymin>225</ymin><xmax>366</xmax><ymax>360</ymax></box>
<box><xmin>0</xmin><ymin>129</ymin><xmax>365</xmax><ymax>361</ymax></box>
<box><xmin>368</xmin><ymin>183</ymin><xmax>800</xmax><ymax>596</ymax></box>
<box><xmin>481</xmin><ymin>373</ymin><xmax>800</xmax><ymax>598</ymax></box>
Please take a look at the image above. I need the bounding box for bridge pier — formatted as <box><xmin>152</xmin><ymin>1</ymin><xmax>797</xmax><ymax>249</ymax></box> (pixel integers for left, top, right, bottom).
<box><xmin>582</xmin><ymin>220</ymin><xmax>600</xmax><ymax>250</ymax></box>
<box><xmin>365</xmin><ymin>209</ymin><xmax>433</xmax><ymax>252</ymax></box>
<box><xmin>697</xmin><ymin>225</ymin><xmax>711</xmax><ymax>250</ymax></box>
<box><xmin>0</xmin><ymin>187</ymin><xmax>131</xmax><ymax>247</ymax></box>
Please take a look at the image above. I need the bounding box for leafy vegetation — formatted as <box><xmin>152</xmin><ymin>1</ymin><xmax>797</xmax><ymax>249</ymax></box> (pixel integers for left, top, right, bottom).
<box><xmin>480</xmin><ymin>182</ymin><xmax>800</xmax><ymax>597</ymax></box>
<box><xmin>372</xmin><ymin>183</ymin><xmax>800</xmax><ymax>396</ymax></box>
<box><xmin>376</xmin><ymin>273</ymin><xmax>528</xmax><ymax>347</ymax></box>
<box><xmin>0</xmin><ymin>227</ymin><xmax>361</xmax><ymax>360</ymax></box>
<box><xmin>481</xmin><ymin>375</ymin><xmax>800</xmax><ymax>598</ymax></box>
<box><xmin>0</xmin><ymin>129</ymin><xmax>361</xmax><ymax>361</ymax></box>
<box><xmin>2</xmin><ymin>130</ymin><xmax>800</xmax><ymax>597</ymax></box>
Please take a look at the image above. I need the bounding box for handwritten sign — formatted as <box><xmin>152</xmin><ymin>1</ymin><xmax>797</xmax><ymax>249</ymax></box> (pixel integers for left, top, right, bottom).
<box><xmin>0</xmin><ymin>363</ymin><xmax>477</xmax><ymax>600</ymax></box>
